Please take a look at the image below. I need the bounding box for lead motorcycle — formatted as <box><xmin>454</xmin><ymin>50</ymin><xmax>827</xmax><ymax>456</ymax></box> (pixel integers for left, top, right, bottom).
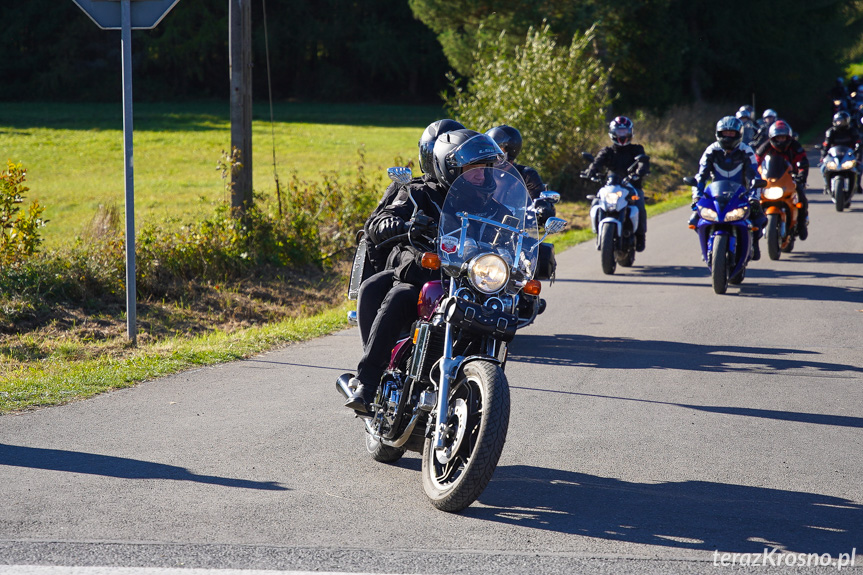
<box><xmin>338</xmin><ymin>166</ymin><xmax>566</xmax><ymax>512</ymax></box>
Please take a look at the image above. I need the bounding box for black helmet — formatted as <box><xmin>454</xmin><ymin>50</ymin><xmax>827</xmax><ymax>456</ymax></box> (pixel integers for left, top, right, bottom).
<box><xmin>715</xmin><ymin>116</ymin><xmax>743</xmax><ymax>150</ymax></box>
<box><xmin>833</xmin><ymin>110</ymin><xmax>851</xmax><ymax>129</ymax></box>
<box><xmin>608</xmin><ymin>116</ymin><xmax>634</xmax><ymax>146</ymax></box>
<box><xmin>768</xmin><ymin>120</ymin><xmax>793</xmax><ymax>150</ymax></box>
<box><xmin>432</xmin><ymin>129</ymin><xmax>506</xmax><ymax>190</ymax></box>
<box><xmin>418</xmin><ymin>119</ymin><xmax>465</xmax><ymax>175</ymax></box>
<box><xmin>486</xmin><ymin>125</ymin><xmax>523</xmax><ymax>163</ymax></box>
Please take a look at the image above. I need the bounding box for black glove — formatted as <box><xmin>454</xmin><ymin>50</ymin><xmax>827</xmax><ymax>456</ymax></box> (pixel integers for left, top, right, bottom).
<box><xmin>533</xmin><ymin>199</ymin><xmax>556</xmax><ymax>227</ymax></box>
<box><xmin>373</xmin><ymin>216</ymin><xmax>405</xmax><ymax>244</ymax></box>
<box><xmin>410</xmin><ymin>211</ymin><xmax>436</xmax><ymax>240</ymax></box>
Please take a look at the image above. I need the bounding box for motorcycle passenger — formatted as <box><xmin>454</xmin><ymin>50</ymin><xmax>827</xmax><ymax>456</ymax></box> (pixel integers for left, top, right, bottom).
<box><xmin>583</xmin><ymin>116</ymin><xmax>650</xmax><ymax>252</ymax></box>
<box><xmin>736</xmin><ymin>106</ymin><xmax>757</xmax><ymax>145</ymax></box>
<box><xmin>356</xmin><ymin>119</ymin><xmax>463</xmax><ymax>349</ymax></box>
<box><xmin>755</xmin><ymin>120</ymin><xmax>810</xmax><ymax>241</ymax></box>
<box><xmin>820</xmin><ymin>110</ymin><xmax>862</xmax><ymax>191</ymax></box>
<box><xmin>689</xmin><ymin>116</ymin><xmax>767</xmax><ymax>259</ymax></box>
<box><xmin>486</xmin><ymin>124</ymin><xmax>556</xmax><ymax>227</ymax></box>
<box><xmin>345</xmin><ymin>130</ymin><xmax>507</xmax><ymax>414</ymax></box>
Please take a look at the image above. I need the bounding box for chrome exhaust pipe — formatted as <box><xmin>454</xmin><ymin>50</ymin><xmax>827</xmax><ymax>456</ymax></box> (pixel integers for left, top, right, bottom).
<box><xmin>336</xmin><ymin>373</ymin><xmax>354</xmax><ymax>399</ymax></box>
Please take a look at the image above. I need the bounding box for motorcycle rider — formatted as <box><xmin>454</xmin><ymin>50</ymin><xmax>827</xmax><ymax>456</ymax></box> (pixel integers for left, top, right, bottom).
<box><xmin>583</xmin><ymin>116</ymin><xmax>650</xmax><ymax>252</ymax></box>
<box><xmin>755</xmin><ymin>120</ymin><xmax>810</xmax><ymax>240</ymax></box>
<box><xmin>356</xmin><ymin>119</ymin><xmax>464</xmax><ymax>349</ymax></box>
<box><xmin>485</xmin><ymin>124</ymin><xmax>556</xmax><ymax>227</ymax></box>
<box><xmin>345</xmin><ymin>130</ymin><xmax>507</xmax><ymax>414</ymax></box>
<box><xmin>751</xmin><ymin>108</ymin><xmax>778</xmax><ymax>150</ymax></box>
<box><xmin>689</xmin><ymin>116</ymin><xmax>767</xmax><ymax>259</ymax></box>
<box><xmin>820</xmin><ymin>110</ymin><xmax>862</xmax><ymax>191</ymax></box>
<box><xmin>736</xmin><ymin>106</ymin><xmax>757</xmax><ymax>145</ymax></box>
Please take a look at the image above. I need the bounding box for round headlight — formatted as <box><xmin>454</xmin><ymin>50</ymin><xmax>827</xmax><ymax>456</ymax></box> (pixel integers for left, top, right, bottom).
<box><xmin>699</xmin><ymin>207</ymin><xmax>718</xmax><ymax>221</ymax></box>
<box><xmin>468</xmin><ymin>254</ymin><xmax>510</xmax><ymax>294</ymax></box>
<box><xmin>763</xmin><ymin>187</ymin><xmax>784</xmax><ymax>200</ymax></box>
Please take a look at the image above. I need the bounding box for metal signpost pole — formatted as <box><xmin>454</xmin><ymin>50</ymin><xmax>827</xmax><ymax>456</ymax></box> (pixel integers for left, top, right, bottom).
<box><xmin>121</xmin><ymin>0</ymin><xmax>137</xmax><ymax>345</ymax></box>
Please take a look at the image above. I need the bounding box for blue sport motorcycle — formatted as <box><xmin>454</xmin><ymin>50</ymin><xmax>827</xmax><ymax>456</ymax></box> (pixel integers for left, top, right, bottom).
<box><xmin>684</xmin><ymin>177</ymin><xmax>766</xmax><ymax>294</ymax></box>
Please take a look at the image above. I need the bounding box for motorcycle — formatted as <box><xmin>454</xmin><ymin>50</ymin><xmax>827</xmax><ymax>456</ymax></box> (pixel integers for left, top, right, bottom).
<box><xmin>581</xmin><ymin>152</ymin><xmax>648</xmax><ymax>275</ymax></box>
<box><xmin>338</xmin><ymin>166</ymin><xmax>566</xmax><ymax>512</ymax></box>
<box><xmin>820</xmin><ymin>145</ymin><xmax>860</xmax><ymax>212</ymax></box>
<box><xmin>684</xmin><ymin>176</ymin><xmax>766</xmax><ymax>294</ymax></box>
<box><xmin>758</xmin><ymin>154</ymin><xmax>802</xmax><ymax>260</ymax></box>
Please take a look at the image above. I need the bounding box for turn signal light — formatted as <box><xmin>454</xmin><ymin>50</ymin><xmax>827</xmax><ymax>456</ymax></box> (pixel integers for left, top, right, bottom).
<box><xmin>751</xmin><ymin>226</ymin><xmax>759</xmax><ymax>232</ymax></box>
<box><xmin>524</xmin><ymin>279</ymin><xmax>542</xmax><ymax>296</ymax></box>
<box><xmin>413</xmin><ymin>327</ymin><xmax>420</xmax><ymax>344</ymax></box>
<box><xmin>421</xmin><ymin>252</ymin><xmax>441</xmax><ymax>270</ymax></box>
<box><xmin>796</xmin><ymin>202</ymin><xmax>803</xmax><ymax>209</ymax></box>
<box><xmin>688</xmin><ymin>224</ymin><xmax>696</xmax><ymax>229</ymax></box>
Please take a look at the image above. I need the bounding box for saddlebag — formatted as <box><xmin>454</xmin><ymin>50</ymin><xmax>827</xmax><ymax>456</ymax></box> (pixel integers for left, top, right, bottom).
<box><xmin>535</xmin><ymin>242</ymin><xmax>557</xmax><ymax>282</ymax></box>
<box><xmin>442</xmin><ymin>297</ymin><xmax>518</xmax><ymax>343</ymax></box>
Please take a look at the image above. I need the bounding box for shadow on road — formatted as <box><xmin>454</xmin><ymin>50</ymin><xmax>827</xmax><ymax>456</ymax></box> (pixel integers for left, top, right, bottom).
<box><xmin>509</xmin><ymin>386</ymin><xmax>863</xmax><ymax>429</ymax></box>
<box><xmin>508</xmin><ymin>334</ymin><xmax>862</xmax><ymax>376</ymax></box>
<box><xmin>470</xmin><ymin>466</ymin><xmax>862</xmax><ymax>555</ymax></box>
<box><xmin>0</xmin><ymin>444</ymin><xmax>288</xmax><ymax>490</ymax></box>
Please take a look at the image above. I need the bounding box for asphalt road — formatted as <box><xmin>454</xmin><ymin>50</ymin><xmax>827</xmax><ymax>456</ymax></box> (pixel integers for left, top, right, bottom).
<box><xmin>1</xmin><ymin>156</ymin><xmax>862</xmax><ymax>575</ymax></box>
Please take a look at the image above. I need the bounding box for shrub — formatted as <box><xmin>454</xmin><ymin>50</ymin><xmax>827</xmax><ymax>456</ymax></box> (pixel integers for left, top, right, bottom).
<box><xmin>444</xmin><ymin>23</ymin><xmax>611</xmax><ymax>194</ymax></box>
<box><xmin>0</xmin><ymin>161</ymin><xmax>47</xmax><ymax>267</ymax></box>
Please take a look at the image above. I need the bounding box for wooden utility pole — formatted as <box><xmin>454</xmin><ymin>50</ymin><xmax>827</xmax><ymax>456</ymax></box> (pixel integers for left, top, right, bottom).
<box><xmin>229</xmin><ymin>0</ymin><xmax>253</xmax><ymax>212</ymax></box>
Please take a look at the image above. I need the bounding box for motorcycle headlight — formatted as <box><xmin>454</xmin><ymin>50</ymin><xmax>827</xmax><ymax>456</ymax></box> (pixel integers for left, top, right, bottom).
<box><xmin>699</xmin><ymin>207</ymin><xmax>718</xmax><ymax>221</ymax></box>
<box><xmin>468</xmin><ymin>254</ymin><xmax>510</xmax><ymax>294</ymax></box>
<box><xmin>826</xmin><ymin>161</ymin><xmax>838</xmax><ymax>171</ymax></box>
<box><xmin>763</xmin><ymin>187</ymin><xmax>784</xmax><ymax>200</ymax></box>
<box><xmin>602</xmin><ymin>190</ymin><xmax>623</xmax><ymax>207</ymax></box>
<box><xmin>842</xmin><ymin>159</ymin><xmax>857</xmax><ymax>169</ymax></box>
<box><xmin>725</xmin><ymin>207</ymin><xmax>748</xmax><ymax>222</ymax></box>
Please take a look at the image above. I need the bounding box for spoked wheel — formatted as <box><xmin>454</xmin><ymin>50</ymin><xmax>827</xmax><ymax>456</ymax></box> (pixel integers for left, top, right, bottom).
<box><xmin>600</xmin><ymin>223</ymin><xmax>617</xmax><ymax>275</ymax></box>
<box><xmin>422</xmin><ymin>360</ymin><xmax>510</xmax><ymax>512</ymax></box>
<box><xmin>366</xmin><ymin>432</ymin><xmax>406</xmax><ymax>463</ymax></box>
<box><xmin>766</xmin><ymin>213</ymin><xmax>782</xmax><ymax>260</ymax></box>
<box><xmin>710</xmin><ymin>234</ymin><xmax>729</xmax><ymax>295</ymax></box>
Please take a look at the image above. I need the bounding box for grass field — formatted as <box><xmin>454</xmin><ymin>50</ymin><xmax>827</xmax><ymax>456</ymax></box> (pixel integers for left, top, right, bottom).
<box><xmin>0</xmin><ymin>101</ymin><xmax>444</xmax><ymax>248</ymax></box>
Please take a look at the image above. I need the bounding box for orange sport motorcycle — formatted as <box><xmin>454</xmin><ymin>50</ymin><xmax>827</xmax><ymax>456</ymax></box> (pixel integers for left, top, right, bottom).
<box><xmin>758</xmin><ymin>154</ymin><xmax>802</xmax><ymax>260</ymax></box>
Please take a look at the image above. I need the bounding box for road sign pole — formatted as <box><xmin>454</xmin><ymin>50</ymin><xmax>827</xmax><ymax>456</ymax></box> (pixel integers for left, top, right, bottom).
<box><xmin>121</xmin><ymin>0</ymin><xmax>137</xmax><ymax>345</ymax></box>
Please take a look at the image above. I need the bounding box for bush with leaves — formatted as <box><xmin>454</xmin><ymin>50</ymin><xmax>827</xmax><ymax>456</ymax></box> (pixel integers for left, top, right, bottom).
<box><xmin>444</xmin><ymin>24</ymin><xmax>611</xmax><ymax>195</ymax></box>
<box><xmin>0</xmin><ymin>161</ymin><xmax>47</xmax><ymax>268</ymax></box>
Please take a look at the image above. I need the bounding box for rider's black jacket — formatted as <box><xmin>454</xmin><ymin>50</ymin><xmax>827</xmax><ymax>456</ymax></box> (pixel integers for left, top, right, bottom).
<box><xmin>821</xmin><ymin>126</ymin><xmax>861</xmax><ymax>157</ymax></box>
<box><xmin>514</xmin><ymin>163</ymin><xmax>546</xmax><ymax>199</ymax></box>
<box><xmin>365</xmin><ymin>178</ymin><xmax>446</xmax><ymax>286</ymax></box>
<box><xmin>587</xmin><ymin>143</ymin><xmax>650</xmax><ymax>187</ymax></box>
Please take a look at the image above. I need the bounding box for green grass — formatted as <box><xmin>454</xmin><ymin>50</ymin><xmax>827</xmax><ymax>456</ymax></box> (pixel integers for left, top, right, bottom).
<box><xmin>0</xmin><ymin>101</ymin><xmax>443</xmax><ymax>248</ymax></box>
<box><xmin>1</xmin><ymin>301</ymin><xmax>353</xmax><ymax>413</ymax></box>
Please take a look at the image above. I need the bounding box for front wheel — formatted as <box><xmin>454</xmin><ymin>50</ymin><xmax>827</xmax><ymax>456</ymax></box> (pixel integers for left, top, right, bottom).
<box><xmin>600</xmin><ymin>223</ymin><xmax>617</xmax><ymax>275</ymax></box>
<box><xmin>766</xmin><ymin>213</ymin><xmax>782</xmax><ymax>260</ymax></box>
<box><xmin>422</xmin><ymin>360</ymin><xmax>510</xmax><ymax>512</ymax></box>
<box><xmin>711</xmin><ymin>234</ymin><xmax>729</xmax><ymax>295</ymax></box>
<box><xmin>834</xmin><ymin>177</ymin><xmax>846</xmax><ymax>212</ymax></box>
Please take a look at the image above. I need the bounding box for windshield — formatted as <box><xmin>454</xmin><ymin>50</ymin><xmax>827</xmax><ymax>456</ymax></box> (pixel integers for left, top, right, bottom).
<box><xmin>438</xmin><ymin>166</ymin><xmax>539</xmax><ymax>282</ymax></box>
<box><xmin>761</xmin><ymin>154</ymin><xmax>790</xmax><ymax>180</ymax></box>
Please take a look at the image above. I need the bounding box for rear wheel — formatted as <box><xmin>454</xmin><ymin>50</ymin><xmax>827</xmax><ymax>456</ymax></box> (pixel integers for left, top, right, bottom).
<box><xmin>711</xmin><ymin>234</ymin><xmax>729</xmax><ymax>295</ymax></box>
<box><xmin>766</xmin><ymin>213</ymin><xmax>782</xmax><ymax>260</ymax></box>
<box><xmin>422</xmin><ymin>360</ymin><xmax>509</xmax><ymax>512</ymax></box>
<box><xmin>366</xmin><ymin>433</ymin><xmax>406</xmax><ymax>463</ymax></box>
<box><xmin>616</xmin><ymin>249</ymin><xmax>636</xmax><ymax>267</ymax></box>
<box><xmin>600</xmin><ymin>223</ymin><xmax>617</xmax><ymax>275</ymax></box>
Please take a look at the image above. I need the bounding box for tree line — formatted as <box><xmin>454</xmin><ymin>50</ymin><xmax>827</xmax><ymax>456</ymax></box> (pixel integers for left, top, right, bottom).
<box><xmin>3</xmin><ymin>0</ymin><xmax>863</xmax><ymax>129</ymax></box>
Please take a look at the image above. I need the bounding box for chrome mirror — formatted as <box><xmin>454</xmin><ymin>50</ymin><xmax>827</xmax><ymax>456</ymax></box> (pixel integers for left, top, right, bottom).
<box><xmin>387</xmin><ymin>166</ymin><xmax>412</xmax><ymax>185</ymax></box>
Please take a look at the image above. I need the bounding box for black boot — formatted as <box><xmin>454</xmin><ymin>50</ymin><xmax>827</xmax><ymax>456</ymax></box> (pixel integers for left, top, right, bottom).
<box><xmin>635</xmin><ymin>234</ymin><xmax>646</xmax><ymax>252</ymax></box>
<box><xmin>751</xmin><ymin>237</ymin><xmax>761</xmax><ymax>261</ymax></box>
<box><xmin>344</xmin><ymin>380</ymin><xmax>374</xmax><ymax>414</ymax></box>
<box><xmin>688</xmin><ymin>211</ymin><xmax>699</xmax><ymax>228</ymax></box>
<box><xmin>798</xmin><ymin>218</ymin><xmax>808</xmax><ymax>241</ymax></box>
